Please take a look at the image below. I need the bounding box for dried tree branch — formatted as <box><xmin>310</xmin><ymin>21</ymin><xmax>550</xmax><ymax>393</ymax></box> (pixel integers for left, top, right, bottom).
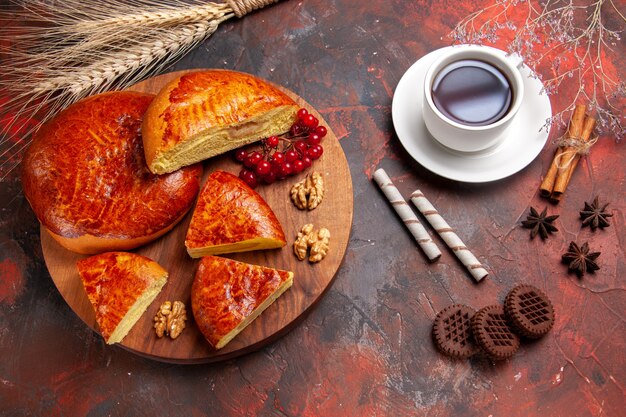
<box><xmin>449</xmin><ymin>0</ymin><xmax>625</xmax><ymax>141</ymax></box>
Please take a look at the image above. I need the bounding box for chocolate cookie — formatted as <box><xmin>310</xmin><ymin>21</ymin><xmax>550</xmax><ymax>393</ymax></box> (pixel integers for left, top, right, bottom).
<box><xmin>471</xmin><ymin>305</ymin><xmax>520</xmax><ymax>360</ymax></box>
<box><xmin>505</xmin><ymin>284</ymin><xmax>555</xmax><ymax>339</ymax></box>
<box><xmin>432</xmin><ymin>304</ymin><xmax>480</xmax><ymax>359</ymax></box>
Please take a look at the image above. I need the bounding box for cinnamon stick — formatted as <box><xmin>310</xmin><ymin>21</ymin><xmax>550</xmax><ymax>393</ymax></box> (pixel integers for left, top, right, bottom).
<box><xmin>539</xmin><ymin>104</ymin><xmax>586</xmax><ymax>197</ymax></box>
<box><xmin>539</xmin><ymin>148</ymin><xmax>565</xmax><ymax>197</ymax></box>
<box><xmin>550</xmin><ymin>115</ymin><xmax>596</xmax><ymax>202</ymax></box>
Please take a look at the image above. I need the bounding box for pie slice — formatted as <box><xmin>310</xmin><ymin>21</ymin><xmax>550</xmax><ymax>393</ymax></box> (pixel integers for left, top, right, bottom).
<box><xmin>185</xmin><ymin>170</ymin><xmax>286</xmax><ymax>257</ymax></box>
<box><xmin>191</xmin><ymin>255</ymin><xmax>293</xmax><ymax>349</ymax></box>
<box><xmin>76</xmin><ymin>252</ymin><xmax>168</xmax><ymax>344</ymax></box>
<box><xmin>141</xmin><ymin>69</ymin><xmax>298</xmax><ymax>174</ymax></box>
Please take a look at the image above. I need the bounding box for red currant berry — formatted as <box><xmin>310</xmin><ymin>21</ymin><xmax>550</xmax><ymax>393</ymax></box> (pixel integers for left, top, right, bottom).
<box><xmin>292</xmin><ymin>159</ymin><xmax>305</xmax><ymax>174</ymax></box>
<box><xmin>290</xmin><ymin>123</ymin><xmax>305</xmax><ymax>137</ymax></box>
<box><xmin>243</xmin><ymin>158</ymin><xmax>255</xmax><ymax>169</ymax></box>
<box><xmin>302</xmin><ymin>114</ymin><xmax>318</xmax><ymax>129</ymax></box>
<box><xmin>314</xmin><ymin>126</ymin><xmax>327</xmax><ymax>137</ymax></box>
<box><xmin>265</xmin><ymin>135</ymin><xmax>279</xmax><ymax>148</ymax></box>
<box><xmin>285</xmin><ymin>149</ymin><xmax>299</xmax><ymax>163</ymax></box>
<box><xmin>308</xmin><ymin>144</ymin><xmax>323</xmax><ymax>160</ymax></box>
<box><xmin>244</xmin><ymin>151</ymin><xmax>262</xmax><ymax>168</ymax></box>
<box><xmin>251</xmin><ymin>151</ymin><xmax>263</xmax><ymax>162</ymax></box>
<box><xmin>297</xmin><ymin>108</ymin><xmax>308</xmax><ymax>120</ymax></box>
<box><xmin>294</xmin><ymin>140</ymin><xmax>308</xmax><ymax>155</ymax></box>
<box><xmin>270</xmin><ymin>151</ymin><xmax>285</xmax><ymax>166</ymax></box>
<box><xmin>279</xmin><ymin>162</ymin><xmax>293</xmax><ymax>177</ymax></box>
<box><xmin>307</xmin><ymin>133</ymin><xmax>321</xmax><ymax>145</ymax></box>
<box><xmin>270</xmin><ymin>162</ymin><xmax>282</xmax><ymax>175</ymax></box>
<box><xmin>255</xmin><ymin>160</ymin><xmax>271</xmax><ymax>176</ymax></box>
<box><xmin>301</xmin><ymin>156</ymin><xmax>312</xmax><ymax>168</ymax></box>
<box><xmin>240</xmin><ymin>170</ymin><xmax>258</xmax><ymax>188</ymax></box>
<box><xmin>262</xmin><ymin>170</ymin><xmax>277</xmax><ymax>184</ymax></box>
<box><xmin>234</xmin><ymin>149</ymin><xmax>248</xmax><ymax>162</ymax></box>
<box><xmin>239</xmin><ymin>168</ymin><xmax>250</xmax><ymax>179</ymax></box>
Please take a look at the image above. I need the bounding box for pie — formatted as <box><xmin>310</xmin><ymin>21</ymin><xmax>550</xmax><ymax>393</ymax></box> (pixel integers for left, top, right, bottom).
<box><xmin>191</xmin><ymin>255</ymin><xmax>293</xmax><ymax>349</ymax></box>
<box><xmin>185</xmin><ymin>170</ymin><xmax>286</xmax><ymax>257</ymax></box>
<box><xmin>76</xmin><ymin>252</ymin><xmax>168</xmax><ymax>344</ymax></box>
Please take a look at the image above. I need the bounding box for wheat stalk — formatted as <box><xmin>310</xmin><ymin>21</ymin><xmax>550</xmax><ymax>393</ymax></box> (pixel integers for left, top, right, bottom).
<box><xmin>0</xmin><ymin>0</ymin><xmax>278</xmax><ymax>180</ymax></box>
<box><xmin>35</xmin><ymin>22</ymin><xmax>227</xmax><ymax>94</ymax></box>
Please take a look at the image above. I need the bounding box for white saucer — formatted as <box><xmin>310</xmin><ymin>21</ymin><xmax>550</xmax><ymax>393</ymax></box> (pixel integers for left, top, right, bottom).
<box><xmin>392</xmin><ymin>46</ymin><xmax>552</xmax><ymax>183</ymax></box>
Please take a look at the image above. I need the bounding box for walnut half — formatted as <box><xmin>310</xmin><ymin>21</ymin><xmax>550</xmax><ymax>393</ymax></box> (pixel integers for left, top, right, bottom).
<box><xmin>309</xmin><ymin>227</ymin><xmax>330</xmax><ymax>263</ymax></box>
<box><xmin>294</xmin><ymin>223</ymin><xmax>315</xmax><ymax>261</ymax></box>
<box><xmin>293</xmin><ymin>224</ymin><xmax>331</xmax><ymax>263</ymax></box>
<box><xmin>290</xmin><ymin>172</ymin><xmax>325</xmax><ymax>210</ymax></box>
<box><xmin>154</xmin><ymin>300</ymin><xmax>187</xmax><ymax>339</ymax></box>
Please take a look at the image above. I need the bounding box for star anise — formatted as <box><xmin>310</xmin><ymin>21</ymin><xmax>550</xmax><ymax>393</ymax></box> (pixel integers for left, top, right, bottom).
<box><xmin>580</xmin><ymin>196</ymin><xmax>612</xmax><ymax>230</ymax></box>
<box><xmin>522</xmin><ymin>206</ymin><xmax>559</xmax><ymax>240</ymax></box>
<box><xmin>561</xmin><ymin>241</ymin><xmax>601</xmax><ymax>277</ymax></box>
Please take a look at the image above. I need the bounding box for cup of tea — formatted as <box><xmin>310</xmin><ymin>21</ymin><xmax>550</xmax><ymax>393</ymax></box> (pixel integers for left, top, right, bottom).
<box><xmin>422</xmin><ymin>45</ymin><xmax>525</xmax><ymax>153</ymax></box>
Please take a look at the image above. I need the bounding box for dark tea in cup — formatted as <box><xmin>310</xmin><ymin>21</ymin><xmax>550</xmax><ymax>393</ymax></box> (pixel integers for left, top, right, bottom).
<box><xmin>422</xmin><ymin>45</ymin><xmax>525</xmax><ymax>152</ymax></box>
<box><xmin>431</xmin><ymin>59</ymin><xmax>513</xmax><ymax>127</ymax></box>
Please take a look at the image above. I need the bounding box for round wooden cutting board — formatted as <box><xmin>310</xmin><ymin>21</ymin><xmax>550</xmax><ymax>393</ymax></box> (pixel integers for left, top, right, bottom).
<box><xmin>41</xmin><ymin>70</ymin><xmax>353</xmax><ymax>363</ymax></box>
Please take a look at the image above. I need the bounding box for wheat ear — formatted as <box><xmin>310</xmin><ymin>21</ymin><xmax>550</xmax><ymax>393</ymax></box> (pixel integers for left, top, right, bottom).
<box><xmin>0</xmin><ymin>0</ymin><xmax>280</xmax><ymax>180</ymax></box>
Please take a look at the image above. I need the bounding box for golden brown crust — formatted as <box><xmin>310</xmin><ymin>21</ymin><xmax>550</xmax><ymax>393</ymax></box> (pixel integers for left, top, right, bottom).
<box><xmin>141</xmin><ymin>69</ymin><xmax>298</xmax><ymax>173</ymax></box>
<box><xmin>185</xmin><ymin>170</ymin><xmax>286</xmax><ymax>256</ymax></box>
<box><xmin>76</xmin><ymin>252</ymin><xmax>168</xmax><ymax>343</ymax></box>
<box><xmin>21</xmin><ymin>91</ymin><xmax>202</xmax><ymax>254</ymax></box>
<box><xmin>191</xmin><ymin>255</ymin><xmax>293</xmax><ymax>349</ymax></box>
<box><xmin>44</xmin><ymin>210</ymin><xmax>183</xmax><ymax>255</ymax></box>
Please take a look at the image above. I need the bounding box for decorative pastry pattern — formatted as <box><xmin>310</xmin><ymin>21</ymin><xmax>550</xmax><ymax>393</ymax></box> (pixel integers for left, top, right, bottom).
<box><xmin>432</xmin><ymin>304</ymin><xmax>480</xmax><ymax>359</ymax></box>
<box><xmin>471</xmin><ymin>305</ymin><xmax>520</xmax><ymax>360</ymax></box>
<box><xmin>504</xmin><ymin>285</ymin><xmax>555</xmax><ymax>339</ymax></box>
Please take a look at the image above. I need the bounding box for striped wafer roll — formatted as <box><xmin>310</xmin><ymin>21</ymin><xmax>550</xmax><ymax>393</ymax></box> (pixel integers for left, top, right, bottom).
<box><xmin>410</xmin><ymin>190</ymin><xmax>488</xmax><ymax>282</ymax></box>
<box><xmin>373</xmin><ymin>169</ymin><xmax>441</xmax><ymax>262</ymax></box>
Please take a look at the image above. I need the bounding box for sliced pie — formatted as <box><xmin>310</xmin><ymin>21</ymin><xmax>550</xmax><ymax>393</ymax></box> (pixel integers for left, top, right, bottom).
<box><xmin>191</xmin><ymin>255</ymin><xmax>293</xmax><ymax>349</ymax></box>
<box><xmin>141</xmin><ymin>69</ymin><xmax>298</xmax><ymax>174</ymax></box>
<box><xmin>76</xmin><ymin>252</ymin><xmax>168</xmax><ymax>344</ymax></box>
<box><xmin>185</xmin><ymin>170</ymin><xmax>286</xmax><ymax>257</ymax></box>
<box><xmin>21</xmin><ymin>91</ymin><xmax>202</xmax><ymax>255</ymax></box>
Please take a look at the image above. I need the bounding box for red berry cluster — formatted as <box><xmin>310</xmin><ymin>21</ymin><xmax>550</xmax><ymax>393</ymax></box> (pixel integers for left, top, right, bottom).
<box><xmin>234</xmin><ymin>108</ymin><xmax>327</xmax><ymax>188</ymax></box>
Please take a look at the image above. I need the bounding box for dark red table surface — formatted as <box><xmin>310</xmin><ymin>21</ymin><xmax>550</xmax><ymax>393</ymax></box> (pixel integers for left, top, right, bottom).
<box><xmin>1</xmin><ymin>1</ymin><xmax>624</xmax><ymax>416</ymax></box>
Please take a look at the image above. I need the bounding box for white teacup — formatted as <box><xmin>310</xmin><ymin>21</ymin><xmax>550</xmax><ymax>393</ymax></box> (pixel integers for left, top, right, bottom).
<box><xmin>422</xmin><ymin>45</ymin><xmax>525</xmax><ymax>153</ymax></box>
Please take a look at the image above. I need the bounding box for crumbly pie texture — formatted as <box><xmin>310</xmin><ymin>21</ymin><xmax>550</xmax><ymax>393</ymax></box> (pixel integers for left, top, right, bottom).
<box><xmin>432</xmin><ymin>304</ymin><xmax>480</xmax><ymax>359</ymax></box>
<box><xmin>504</xmin><ymin>284</ymin><xmax>555</xmax><ymax>339</ymax></box>
<box><xmin>142</xmin><ymin>69</ymin><xmax>299</xmax><ymax>174</ymax></box>
<box><xmin>76</xmin><ymin>252</ymin><xmax>168</xmax><ymax>345</ymax></box>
